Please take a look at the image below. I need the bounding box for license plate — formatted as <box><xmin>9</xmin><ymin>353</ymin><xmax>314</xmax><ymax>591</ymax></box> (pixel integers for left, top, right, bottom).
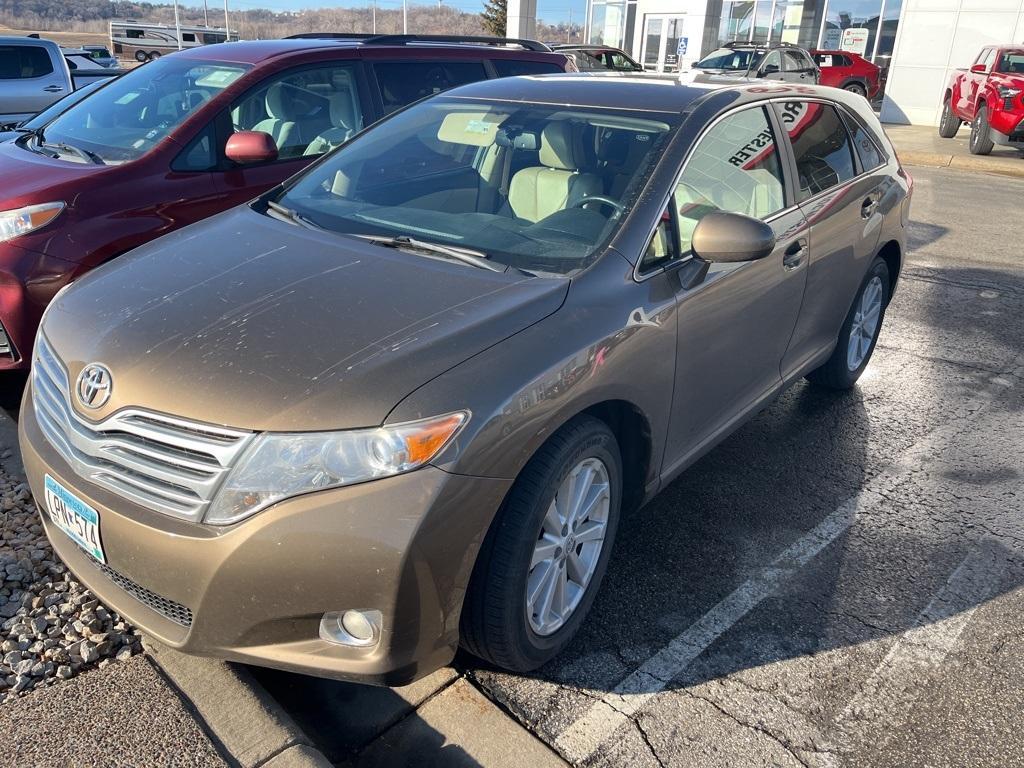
<box><xmin>44</xmin><ymin>474</ymin><xmax>105</xmax><ymax>563</ymax></box>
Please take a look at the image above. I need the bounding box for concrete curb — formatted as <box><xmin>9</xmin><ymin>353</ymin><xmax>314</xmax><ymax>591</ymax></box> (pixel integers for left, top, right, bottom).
<box><xmin>144</xmin><ymin>639</ymin><xmax>332</xmax><ymax>768</ymax></box>
<box><xmin>897</xmin><ymin>149</ymin><xmax>1024</xmax><ymax>178</ymax></box>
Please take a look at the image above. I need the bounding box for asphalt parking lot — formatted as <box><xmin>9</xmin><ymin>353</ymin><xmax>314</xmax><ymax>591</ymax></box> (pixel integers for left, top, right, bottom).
<box><xmin>252</xmin><ymin>163</ymin><xmax>1024</xmax><ymax>767</ymax></box>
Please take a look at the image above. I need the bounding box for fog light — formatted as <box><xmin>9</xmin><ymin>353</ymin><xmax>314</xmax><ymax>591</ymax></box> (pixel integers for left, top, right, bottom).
<box><xmin>319</xmin><ymin>609</ymin><xmax>381</xmax><ymax>648</ymax></box>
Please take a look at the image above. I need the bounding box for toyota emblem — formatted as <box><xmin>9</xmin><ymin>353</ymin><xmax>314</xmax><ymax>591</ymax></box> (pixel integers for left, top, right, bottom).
<box><xmin>76</xmin><ymin>364</ymin><xmax>113</xmax><ymax>409</ymax></box>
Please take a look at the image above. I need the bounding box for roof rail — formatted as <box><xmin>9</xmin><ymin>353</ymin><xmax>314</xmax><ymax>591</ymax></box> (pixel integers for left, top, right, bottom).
<box><xmin>362</xmin><ymin>34</ymin><xmax>551</xmax><ymax>52</ymax></box>
<box><xmin>284</xmin><ymin>32</ymin><xmax>371</xmax><ymax>40</ymax></box>
<box><xmin>724</xmin><ymin>40</ymin><xmax>803</xmax><ymax>49</ymax></box>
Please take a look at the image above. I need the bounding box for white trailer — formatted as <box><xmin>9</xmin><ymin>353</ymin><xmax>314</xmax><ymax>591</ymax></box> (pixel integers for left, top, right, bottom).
<box><xmin>109</xmin><ymin>20</ymin><xmax>238</xmax><ymax>63</ymax></box>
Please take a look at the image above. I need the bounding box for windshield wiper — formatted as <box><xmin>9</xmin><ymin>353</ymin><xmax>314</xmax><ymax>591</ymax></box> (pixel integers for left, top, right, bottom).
<box><xmin>355</xmin><ymin>234</ymin><xmax>504</xmax><ymax>272</ymax></box>
<box><xmin>266</xmin><ymin>200</ymin><xmax>322</xmax><ymax>231</ymax></box>
<box><xmin>37</xmin><ymin>138</ymin><xmax>105</xmax><ymax>165</ymax></box>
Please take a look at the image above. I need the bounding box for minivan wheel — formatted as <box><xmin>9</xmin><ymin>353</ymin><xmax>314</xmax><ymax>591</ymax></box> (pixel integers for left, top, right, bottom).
<box><xmin>969</xmin><ymin>105</ymin><xmax>994</xmax><ymax>155</ymax></box>
<box><xmin>807</xmin><ymin>257</ymin><xmax>891</xmax><ymax>390</ymax></box>
<box><xmin>460</xmin><ymin>415</ymin><xmax>622</xmax><ymax>672</ymax></box>
<box><xmin>938</xmin><ymin>97</ymin><xmax>961</xmax><ymax>138</ymax></box>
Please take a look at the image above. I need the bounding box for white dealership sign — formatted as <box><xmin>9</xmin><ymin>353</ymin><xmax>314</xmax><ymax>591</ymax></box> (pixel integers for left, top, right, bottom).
<box><xmin>839</xmin><ymin>27</ymin><xmax>870</xmax><ymax>56</ymax></box>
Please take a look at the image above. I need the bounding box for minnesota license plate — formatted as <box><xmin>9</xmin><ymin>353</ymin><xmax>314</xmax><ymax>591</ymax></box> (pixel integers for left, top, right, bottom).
<box><xmin>44</xmin><ymin>474</ymin><xmax>105</xmax><ymax>563</ymax></box>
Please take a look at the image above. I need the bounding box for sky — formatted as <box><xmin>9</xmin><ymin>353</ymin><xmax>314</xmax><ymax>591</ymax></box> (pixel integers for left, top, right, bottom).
<box><xmin>224</xmin><ymin>0</ymin><xmax>588</xmax><ymax>25</ymax></box>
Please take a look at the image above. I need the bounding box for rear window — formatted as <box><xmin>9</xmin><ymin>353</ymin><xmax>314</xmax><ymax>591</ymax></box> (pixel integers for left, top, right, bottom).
<box><xmin>374</xmin><ymin>61</ymin><xmax>489</xmax><ymax>115</ymax></box>
<box><xmin>0</xmin><ymin>45</ymin><xmax>54</xmax><ymax>80</ymax></box>
<box><xmin>491</xmin><ymin>59</ymin><xmax>564</xmax><ymax>77</ymax></box>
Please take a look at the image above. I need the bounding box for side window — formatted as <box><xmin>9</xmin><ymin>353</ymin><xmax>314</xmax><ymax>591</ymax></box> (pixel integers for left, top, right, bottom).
<box><xmin>761</xmin><ymin>50</ymin><xmax>781</xmax><ymax>74</ymax></box>
<box><xmin>782</xmin><ymin>50</ymin><xmax>805</xmax><ymax>72</ymax></box>
<box><xmin>182</xmin><ymin>33</ymin><xmax>196</xmax><ymax>43</ymax></box>
<box><xmin>779</xmin><ymin>102</ymin><xmax>856</xmax><ymax>201</ymax></box>
<box><xmin>672</xmin><ymin>107</ymin><xmax>786</xmax><ymax>258</ymax></box>
<box><xmin>0</xmin><ymin>46</ymin><xmax>55</xmax><ymax>79</ymax></box>
<box><xmin>640</xmin><ymin>211</ymin><xmax>675</xmax><ymax>272</ymax></box>
<box><xmin>374</xmin><ymin>61</ymin><xmax>488</xmax><ymax>115</ymax></box>
<box><xmin>843</xmin><ymin>110</ymin><xmax>885</xmax><ymax>171</ymax></box>
<box><xmin>230</xmin><ymin>63</ymin><xmax>364</xmax><ymax>161</ymax></box>
<box><xmin>976</xmin><ymin>48</ymin><xmax>995</xmax><ymax>71</ymax></box>
<box><xmin>491</xmin><ymin>59</ymin><xmax>563</xmax><ymax>77</ymax></box>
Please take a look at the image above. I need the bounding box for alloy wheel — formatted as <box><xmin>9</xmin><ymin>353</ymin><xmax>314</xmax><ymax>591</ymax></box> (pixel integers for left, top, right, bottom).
<box><xmin>847</xmin><ymin>275</ymin><xmax>883</xmax><ymax>371</ymax></box>
<box><xmin>526</xmin><ymin>457</ymin><xmax>610</xmax><ymax>636</ymax></box>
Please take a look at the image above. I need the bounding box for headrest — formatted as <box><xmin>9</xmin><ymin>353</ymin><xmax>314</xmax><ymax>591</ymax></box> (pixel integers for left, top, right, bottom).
<box><xmin>540</xmin><ymin>122</ymin><xmax>580</xmax><ymax>170</ymax></box>
<box><xmin>265</xmin><ymin>83</ymin><xmax>290</xmax><ymax>119</ymax></box>
<box><xmin>329</xmin><ymin>92</ymin><xmax>356</xmax><ymax>130</ymax></box>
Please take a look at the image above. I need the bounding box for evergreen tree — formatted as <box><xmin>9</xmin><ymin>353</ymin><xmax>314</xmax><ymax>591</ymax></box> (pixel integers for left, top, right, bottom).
<box><xmin>480</xmin><ymin>0</ymin><xmax>506</xmax><ymax>37</ymax></box>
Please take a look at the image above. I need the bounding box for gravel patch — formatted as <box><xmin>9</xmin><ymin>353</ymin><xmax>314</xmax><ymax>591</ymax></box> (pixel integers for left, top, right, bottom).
<box><xmin>0</xmin><ymin>463</ymin><xmax>141</xmax><ymax>704</ymax></box>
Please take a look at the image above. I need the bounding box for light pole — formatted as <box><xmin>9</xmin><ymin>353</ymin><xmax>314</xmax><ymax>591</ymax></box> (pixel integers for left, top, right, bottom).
<box><xmin>173</xmin><ymin>0</ymin><xmax>183</xmax><ymax>49</ymax></box>
<box><xmin>203</xmin><ymin>0</ymin><xmax>209</xmax><ymax>27</ymax></box>
<box><xmin>372</xmin><ymin>0</ymin><xmax>377</xmax><ymax>33</ymax></box>
<box><xmin>403</xmin><ymin>0</ymin><xmax>408</xmax><ymax>34</ymax></box>
<box><xmin>224</xmin><ymin>0</ymin><xmax>230</xmax><ymax>39</ymax></box>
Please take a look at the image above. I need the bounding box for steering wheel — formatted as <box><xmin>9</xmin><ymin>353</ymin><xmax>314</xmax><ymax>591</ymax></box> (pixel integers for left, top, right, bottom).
<box><xmin>572</xmin><ymin>195</ymin><xmax>625</xmax><ymax>219</ymax></box>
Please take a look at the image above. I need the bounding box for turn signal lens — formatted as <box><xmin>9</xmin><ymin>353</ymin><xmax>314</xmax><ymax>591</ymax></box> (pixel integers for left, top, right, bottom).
<box><xmin>0</xmin><ymin>202</ymin><xmax>65</xmax><ymax>243</ymax></box>
<box><xmin>403</xmin><ymin>413</ymin><xmax>466</xmax><ymax>465</ymax></box>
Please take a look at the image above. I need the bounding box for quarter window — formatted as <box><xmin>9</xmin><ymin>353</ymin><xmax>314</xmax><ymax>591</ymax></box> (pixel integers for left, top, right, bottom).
<box><xmin>491</xmin><ymin>59</ymin><xmax>563</xmax><ymax>77</ymax></box>
<box><xmin>844</xmin><ymin>111</ymin><xmax>885</xmax><ymax>171</ymax></box>
<box><xmin>779</xmin><ymin>102</ymin><xmax>856</xmax><ymax>201</ymax></box>
<box><xmin>374</xmin><ymin>61</ymin><xmax>488</xmax><ymax>115</ymax></box>
<box><xmin>672</xmin><ymin>106</ymin><xmax>786</xmax><ymax>258</ymax></box>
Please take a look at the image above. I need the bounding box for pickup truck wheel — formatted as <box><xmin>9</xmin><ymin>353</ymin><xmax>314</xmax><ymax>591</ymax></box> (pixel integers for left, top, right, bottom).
<box><xmin>938</xmin><ymin>98</ymin><xmax>961</xmax><ymax>138</ymax></box>
<box><xmin>460</xmin><ymin>415</ymin><xmax>622</xmax><ymax>672</ymax></box>
<box><xmin>843</xmin><ymin>82</ymin><xmax>867</xmax><ymax>98</ymax></box>
<box><xmin>134</xmin><ymin>50</ymin><xmax>148</xmax><ymax>63</ymax></box>
<box><xmin>807</xmin><ymin>257</ymin><xmax>891</xmax><ymax>391</ymax></box>
<box><xmin>969</xmin><ymin>105</ymin><xmax>995</xmax><ymax>155</ymax></box>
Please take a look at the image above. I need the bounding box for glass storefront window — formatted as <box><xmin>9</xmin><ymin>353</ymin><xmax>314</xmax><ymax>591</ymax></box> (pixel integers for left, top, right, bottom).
<box><xmin>589</xmin><ymin>0</ymin><xmax>627</xmax><ymax>48</ymax></box>
<box><xmin>876</xmin><ymin>0</ymin><xmax>902</xmax><ymax>59</ymax></box>
<box><xmin>820</xmin><ymin>0</ymin><xmax>882</xmax><ymax>57</ymax></box>
<box><xmin>719</xmin><ymin>2</ymin><xmax>755</xmax><ymax>46</ymax></box>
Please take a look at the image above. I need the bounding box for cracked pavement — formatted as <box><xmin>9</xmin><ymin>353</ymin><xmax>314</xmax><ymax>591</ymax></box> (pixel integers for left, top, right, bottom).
<box><xmin>261</xmin><ymin>165</ymin><xmax>1024</xmax><ymax>767</ymax></box>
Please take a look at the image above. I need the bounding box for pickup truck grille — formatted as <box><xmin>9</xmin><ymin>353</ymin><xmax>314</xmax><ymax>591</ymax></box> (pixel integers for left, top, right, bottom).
<box><xmin>31</xmin><ymin>334</ymin><xmax>254</xmax><ymax>522</ymax></box>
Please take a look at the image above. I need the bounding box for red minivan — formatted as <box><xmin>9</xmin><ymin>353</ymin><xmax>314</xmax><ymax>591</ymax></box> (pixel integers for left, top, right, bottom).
<box><xmin>0</xmin><ymin>35</ymin><xmax>572</xmax><ymax>370</ymax></box>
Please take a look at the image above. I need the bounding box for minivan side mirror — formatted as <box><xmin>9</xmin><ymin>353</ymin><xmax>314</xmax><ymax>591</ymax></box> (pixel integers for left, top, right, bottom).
<box><xmin>691</xmin><ymin>212</ymin><xmax>776</xmax><ymax>263</ymax></box>
<box><xmin>761</xmin><ymin>63</ymin><xmax>781</xmax><ymax>76</ymax></box>
<box><xmin>969</xmin><ymin>63</ymin><xmax>988</xmax><ymax>74</ymax></box>
<box><xmin>225</xmin><ymin>131</ymin><xmax>278</xmax><ymax>164</ymax></box>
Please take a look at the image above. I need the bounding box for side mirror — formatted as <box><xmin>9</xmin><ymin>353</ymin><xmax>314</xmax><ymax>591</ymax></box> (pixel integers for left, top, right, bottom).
<box><xmin>761</xmin><ymin>63</ymin><xmax>781</xmax><ymax>76</ymax></box>
<box><xmin>225</xmin><ymin>131</ymin><xmax>278</xmax><ymax>164</ymax></box>
<box><xmin>691</xmin><ymin>211</ymin><xmax>776</xmax><ymax>263</ymax></box>
<box><xmin>691</xmin><ymin>60</ymin><xmax>701</xmax><ymax>69</ymax></box>
<box><xmin>969</xmin><ymin>63</ymin><xmax>988</xmax><ymax>74</ymax></box>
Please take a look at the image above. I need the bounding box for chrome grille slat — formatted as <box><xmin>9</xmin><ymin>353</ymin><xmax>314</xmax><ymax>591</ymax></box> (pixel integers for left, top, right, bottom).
<box><xmin>32</xmin><ymin>335</ymin><xmax>254</xmax><ymax>521</ymax></box>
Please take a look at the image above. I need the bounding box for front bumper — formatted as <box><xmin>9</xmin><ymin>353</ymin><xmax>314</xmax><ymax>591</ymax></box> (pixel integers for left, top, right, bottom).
<box><xmin>20</xmin><ymin>388</ymin><xmax>512</xmax><ymax>685</ymax></box>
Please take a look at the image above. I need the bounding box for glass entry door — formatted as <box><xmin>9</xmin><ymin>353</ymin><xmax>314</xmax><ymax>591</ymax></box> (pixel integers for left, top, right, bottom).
<box><xmin>640</xmin><ymin>15</ymin><xmax>687</xmax><ymax>73</ymax></box>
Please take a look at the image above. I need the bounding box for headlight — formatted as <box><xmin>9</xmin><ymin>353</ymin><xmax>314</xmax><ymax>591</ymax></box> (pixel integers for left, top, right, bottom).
<box><xmin>205</xmin><ymin>411</ymin><xmax>468</xmax><ymax>524</ymax></box>
<box><xmin>997</xmin><ymin>86</ymin><xmax>1021</xmax><ymax>98</ymax></box>
<box><xmin>0</xmin><ymin>202</ymin><xmax>65</xmax><ymax>243</ymax></box>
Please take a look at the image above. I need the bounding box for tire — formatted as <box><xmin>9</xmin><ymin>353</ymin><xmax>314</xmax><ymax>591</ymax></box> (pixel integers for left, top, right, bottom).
<box><xmin>938</xmin><ymin>97</ymin><xmax>961</xmax><ymax>138</ymax></box>
<box><xmin>807</xmin><ymin>257</ymin><xmax>891</xmax><ymax>391</ymax></box>
<box><xmin>969</xmin><ymin>104</ymin><xmax>994</xmax><ymax>155</ymax></box>
<box><xmin>134</xmin><ymin>50</ymin><xmax>148</xmax><ymax>63</ymax></box>
<box><xmin>843</xmin><ymin>82</ymin><xmax>867</xmax><ymax>98</ymax></box>
<box><xmin>460</xmin><ymin>415</ymin><xmax>622</xmax><ymax>672</ymax></box>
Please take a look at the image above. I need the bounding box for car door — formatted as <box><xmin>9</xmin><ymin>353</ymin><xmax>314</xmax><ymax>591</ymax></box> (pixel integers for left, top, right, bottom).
<box><xmin>212</xmin><ymin>60</ymin><xmax>372</xmax><ymax>208</ymax></box>
<box><xmin>774</xmin><ymin>99</ymin><xmax>890</xmax><ymax>377</ymax></box>
<box><xmin>960</xmin><ymin>48</ymin><xmax>993</xmax><ymax>120</ymax></box>
<box><xmin>642</xmin><ymin>105</ymin><xmax>810</xmax><ymax>472</ymax></box>
<box><xmin>0</xmin><ymin>43</ymin><xmax>67</xmax><ymax>118</ymax></box>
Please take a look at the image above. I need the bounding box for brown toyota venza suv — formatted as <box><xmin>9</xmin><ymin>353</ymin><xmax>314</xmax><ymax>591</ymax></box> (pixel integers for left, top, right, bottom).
<box><xmin>20</xmin><ymin>75</ymin><xmax>911</xmax><ymax>685</ymax></box>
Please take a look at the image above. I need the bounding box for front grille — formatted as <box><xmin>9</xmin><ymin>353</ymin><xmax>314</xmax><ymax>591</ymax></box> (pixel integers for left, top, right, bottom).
<box><xmin>88</xmin><ymin>555</ymin><xmax>194</xmax><ymax>627</ymax></box>
<box><xmin>32</xmin><ymin>334</ymin><xmax>254</xmax><ymax>522</ymax></box>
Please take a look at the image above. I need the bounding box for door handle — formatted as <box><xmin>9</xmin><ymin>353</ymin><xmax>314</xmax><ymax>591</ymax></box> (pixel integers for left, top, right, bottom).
<box><xmin>43</xmin><ymin>85</ymin><xmax>65</xmax><ymax>92</ymax></box>
<box><xmin>861</xmin><ymin>196</ymin><xmax>878</xmax><ymax>219</ymax></box>
<box><xmin>783</xmin><ymin>239</ymin><xmax>807</xmax><ymax>270</ymax></box>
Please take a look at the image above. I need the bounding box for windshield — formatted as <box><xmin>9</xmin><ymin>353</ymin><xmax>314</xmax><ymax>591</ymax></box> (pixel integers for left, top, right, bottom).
<box><xmin>695</xmin><ymin>48</ymin><xmax>765</xmax><ymax>71</ymax></box>
<box><xmin>39</xmin><ymin>58</ymin><xmax>248</xmax><ymax>163</ymax></box>
<box><xmin>272</xmin><ymin>97</ymin><xmax>676</xmax><ymax>275</ymax></box>
<box><xmin>20</xmin><ymin>79</ymin><xmax>109</xmax><ymax>130</ymax></box>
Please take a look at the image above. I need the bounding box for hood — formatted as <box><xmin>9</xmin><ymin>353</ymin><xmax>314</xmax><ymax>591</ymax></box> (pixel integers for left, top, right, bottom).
<box><xmin>0</xmin><ymin>139</ymin><xmax>108</xmax><ymax>207</ymax></box>
<box><xmin>41</xmin><ymin>206</ymin><xmax>569</xmax><ymax>432</ymax></box>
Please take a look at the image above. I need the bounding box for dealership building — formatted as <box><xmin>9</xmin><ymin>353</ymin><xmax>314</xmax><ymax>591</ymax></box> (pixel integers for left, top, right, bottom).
<box><xmin>506</xmin><ymin>0</ymin><xmax>1024</xmax><ymax>125</ymax></box>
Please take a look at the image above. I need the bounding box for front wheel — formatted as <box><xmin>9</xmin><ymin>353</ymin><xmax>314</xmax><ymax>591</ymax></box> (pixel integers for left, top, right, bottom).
<box><xmin>807</xmin><ymin>257</ymin><xmax>891</xmax><ymax>390</ymax></box>
<box><xmin>844</xmin><ymin>82</ymin><xmax>867</xmax><ymax>98</ymax></box>
<box><xmin>969</xmin><ymin>105</ymin><xmax>994</xmax><ymax>155</ymax></box>
<box><xmin>938</xmin><ymin>98</ymin><xmax>961</xmax><ymax>138</ymax></box>
<box><xmin>134</xmin><ymin>50</ymin><xmax>148</xmax><ymax>63</ymax></box>
<box><xmin>460</xmin><ymin>415</ymin><xmax>622</xmax><ymax>672</ymax></box>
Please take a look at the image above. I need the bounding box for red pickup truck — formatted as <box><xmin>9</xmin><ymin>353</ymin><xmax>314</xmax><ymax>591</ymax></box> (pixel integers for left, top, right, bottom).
<box><xmin>940</xmin><ymin>45</ymin><xmax>1024</xmax><ymax>154</ymax></box>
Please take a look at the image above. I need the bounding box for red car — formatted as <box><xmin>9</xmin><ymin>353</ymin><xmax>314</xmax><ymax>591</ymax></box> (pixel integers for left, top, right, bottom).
<box><xmin>0</xmin><ymin>35</ymin><xmax>572</xmax><ymax>370</ymax></box>
<box><xmin>940</xmin><ymin>45</ymin><xmax>1024</xmax><ymax>155</ymax></box>
<box><xmin>811</xmin><ymin>49</ymin><xmax>881</xmax><ymax>99</ymax></box>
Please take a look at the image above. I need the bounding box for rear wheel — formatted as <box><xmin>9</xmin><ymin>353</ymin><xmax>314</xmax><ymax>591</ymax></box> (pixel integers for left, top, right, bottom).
<box><xmin>807</xmin><ymin>257</ymin><xmax>891</xmax><ymax>390</ymax></box>
<box><xmin>134</xmin><ymin>50</ymin><xmax>148</xmax><ymax>63</ymax></box>
<box><xmin>460</xmin><ymin>415</ymin><xmax>622</xmax><ymax>672</ymax></box>
<box><xmin>969</xmin><ymin>104</ymin><xmax>994</xmax><ymax>155</ymax></box>
<box><xmin>843</xmin><ymin>82</ymin><xmax>867</xmax><ymax>98</ymax></box>
<box><xmin>938</xmin><ymin>97</ymin><xmax>961</xmax><ymax>138</ymax></box>
<box><xmin>149</xmin><ymin>51</ymin><xmax>161</xmax><ymax>60</ymax></box>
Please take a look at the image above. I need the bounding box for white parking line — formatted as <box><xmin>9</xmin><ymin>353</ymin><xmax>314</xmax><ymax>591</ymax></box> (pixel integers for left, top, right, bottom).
<box><xmin>834</xmin><ymin>543</ymin><xmax>1004</xmax><ymax>745</ymax></box>
<box><xmin>554</xmin><ymin>367</ymin><xmax>1019</xmax><ymax>765</ymax></box>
